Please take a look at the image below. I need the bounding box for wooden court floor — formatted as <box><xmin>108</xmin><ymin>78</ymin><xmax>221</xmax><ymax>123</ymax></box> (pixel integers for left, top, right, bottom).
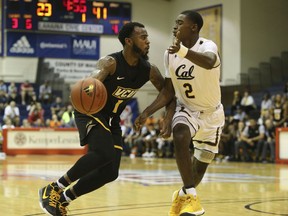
<box><xmin>0</xmin><ymin>155</ymin><xmax>288</xmax><ymax>216</ymax></box>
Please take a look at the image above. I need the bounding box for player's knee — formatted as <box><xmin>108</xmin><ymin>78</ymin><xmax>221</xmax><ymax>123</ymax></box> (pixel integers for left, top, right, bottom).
<box><xmin>173</xmin><ymin>124</ymin><xmax>190</xmax><ymax>141</ymax></box>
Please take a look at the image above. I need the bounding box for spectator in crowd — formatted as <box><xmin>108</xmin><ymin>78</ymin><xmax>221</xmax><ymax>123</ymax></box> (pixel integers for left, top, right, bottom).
<box><xmin>241</xmin><ymin>90</ymin><xmax>256</xmax><ymax>115</ymax></box>
<box><xmin>217</xmin><ymin>117</ymin><xmax>237</xmax><ymax>161</ymax></box>
<box><xmin>271</xmin><ymin>94</ymin><xmax>287</xmax><ymax>127</ymax></box>
<box><xmin>3</xmin><ymin>100</ymin><xmax>20</xmax><ymax>126</ymax></box>
<box><xmin>231</xmin><ymin>90</ymin><xmax>242</xmax><ymax>115</ymax></box>
<box><xmin>142</xmin><ymin>123</ymin><xmax>159</xmax><ymax>158</ymax></box>
<box><xmin>0</xmin><ymin>90</ymin><xmax>8</xmax><ymax>118</ymax></box>
<box><xmin>28</xmin><ymin>102</ymin><xmax>44</xmax><ymax>126</ymax></box>
<box><xmin>0</xmin><ymin>80</ymin><xmax>8</xmax><ymax>96</ymax></box>
<box><xmin>260</xmin><ymin>91</ymin><xmax>273</xmax><ymax>121</ymax></box>
<box><xmin>21</xmin><ymin>118</ymin><xmax>32</xmax><ymax>128</ymax></box>
<box><xmin>120</xmin><ymin>105</ymin><xmax>133</xmax><ymax>137</ymax></box>
<box><xmin>2</xmin><ymin>118</ymin><xmax>15</xmax><ymax>129</ymax></box>
<box><xmin>61</xmin><ymin>104</ymin><xmax>75</xmax><ymax>128</ymax></box>
<box><xmin>39</xmin><ymin>80</ymin><xmax>52</xmax><ymax>104</ymax></box>
<box><xmin>47</xmin><ymin>114</ymin><xmax>62</xmax><ymax>128</ymax></box>
<box><xmin>7</xmin><ymin>83</ymin><xmax>21</xmax><ymax>104</ymax></box>
<box><xmin>7</xmin><ymin>81</ymin><xmax>18</xmax><ymax>97</ymax></box>
<box><xmin>260</xmin><ymin>119</ymin><xmax>275</xmax><ymax>163</ymax></box>
<box><xmin>20</xmin><ymin>80</ymin><xmax>35</xmax><ymax>105</ymax></box>
<box><xmin>50</xmin><ymin>96</ymin><xmax>65</xmax><ymax>120</ymax></box>
<box><xmin>235</xmin><ymin>118</ymin><xmax>265</xmax><ymax>162</ymax></box>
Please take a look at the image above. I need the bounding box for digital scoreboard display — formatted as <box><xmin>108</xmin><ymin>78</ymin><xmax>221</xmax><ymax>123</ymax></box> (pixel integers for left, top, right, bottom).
<box><xmin>5</xmin><ymin>0</ymin><xmax>132</xmax><ymax>35</ymax></box>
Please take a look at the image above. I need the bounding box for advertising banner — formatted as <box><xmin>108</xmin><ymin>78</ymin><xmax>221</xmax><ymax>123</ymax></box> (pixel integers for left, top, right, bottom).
<box><xmin>6</xmin><ymin>32</ymin><xmax>99</xmax><ymax>59</ymax></box>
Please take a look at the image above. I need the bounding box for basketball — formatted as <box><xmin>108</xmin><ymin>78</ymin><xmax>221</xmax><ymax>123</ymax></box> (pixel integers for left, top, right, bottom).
<box><xmin>70</xmin><ymin>77</ymin><xmax>107</xmax><ymax>115</ymax></box>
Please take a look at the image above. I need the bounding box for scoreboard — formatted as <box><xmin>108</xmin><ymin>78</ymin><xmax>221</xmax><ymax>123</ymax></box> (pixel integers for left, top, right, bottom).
<box><xmin>5</xmin><ymin>0</ymin><xmax>132</xmax><ymax>35</ymax></box>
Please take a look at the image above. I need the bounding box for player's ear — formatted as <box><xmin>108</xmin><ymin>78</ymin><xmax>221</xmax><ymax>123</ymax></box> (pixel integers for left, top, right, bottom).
<box><xmin>191</xmin><ymin>24</ymin><xmax>198</xmax><ymax>32</ymax></box>
<box><xmin>125</xmin><ymin>37</ymin><xmax>133</xmax><ymax>46</ymax></box>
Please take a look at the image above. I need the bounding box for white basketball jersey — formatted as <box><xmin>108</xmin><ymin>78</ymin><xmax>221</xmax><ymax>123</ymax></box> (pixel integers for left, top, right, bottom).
<box><xmin>164</xmin><ymin>37</ymin><xmax>221</xmax><ymax>111</ymax></box>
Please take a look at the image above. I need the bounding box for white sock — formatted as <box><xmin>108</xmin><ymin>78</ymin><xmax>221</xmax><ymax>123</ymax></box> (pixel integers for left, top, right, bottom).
<box><xmin>186</xmin><ymin>187</ymin><xmax>197</xmax><ymax>197</ymax></box>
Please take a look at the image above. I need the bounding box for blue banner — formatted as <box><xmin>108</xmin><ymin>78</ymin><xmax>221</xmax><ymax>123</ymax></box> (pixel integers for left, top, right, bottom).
<box><xmin>7</xmin><ymin>32</ymin><xmax>37</xmax><ymax>57</ymax></box>
<box><xmin>6</xmin><ymin>32</ymin><xmax>99</xmax><ymax>59</ymax></box>
<box><xmin>71</xmin><ymin>35</ymin><xmax>99</xmax><ymax>60</ymax></box>
<box><xmin>37</xmin><ymin>34</ymin><xmax>71</xmax><ymax>58</ymax></box>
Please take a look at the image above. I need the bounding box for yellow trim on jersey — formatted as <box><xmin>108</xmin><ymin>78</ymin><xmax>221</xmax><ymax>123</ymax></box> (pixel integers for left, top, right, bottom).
<box><xmin>114</xmin><ymin>145</ymin><xmax>123</xmax><ymax>150</ymax></box>
<box><xmin>87</xmin><ymin>114</ymin><xmax>111</xmax><ymax>132</ymax></box>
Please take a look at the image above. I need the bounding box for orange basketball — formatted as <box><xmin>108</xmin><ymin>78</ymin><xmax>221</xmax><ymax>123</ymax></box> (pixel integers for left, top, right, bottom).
<box><xmin>70</xmin><ymin>77</ymin><xmax>107</xmax><ymax>115</ymax></box>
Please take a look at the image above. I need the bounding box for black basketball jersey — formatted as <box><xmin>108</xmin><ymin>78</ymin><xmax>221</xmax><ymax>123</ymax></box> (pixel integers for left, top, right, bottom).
<box><xmin>101</xmin><ymin>51</ymin><xmax>151</xmax><ymax>117</ymax></box>
<box><xmin>75</xmin><ymin>51</ymin><xmax>151</xmax><ymax>123</ymax></box>
<box><xmin>74</xmin><ymin>51</ymin><xmax>151</xmax><ymax>146</ymax></box>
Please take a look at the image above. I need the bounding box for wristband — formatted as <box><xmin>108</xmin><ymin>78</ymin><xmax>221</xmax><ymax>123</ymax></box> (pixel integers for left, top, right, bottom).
<box><xmin>177</xmin><ymin>44</ymin><xmax>189</xmax><ymax>58</ymax></box>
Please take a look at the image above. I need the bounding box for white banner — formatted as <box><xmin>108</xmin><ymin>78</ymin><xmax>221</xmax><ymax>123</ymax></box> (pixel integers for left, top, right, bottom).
<box><xmin>38</xmin><ymin>22</ymin><xmax>104</xmax><ymax>34</ymax></box>
<box><xmin>6</xmin><ymin>129</ymin><xmax>81</xmax><ymax>149</ymax></box>
<box><xmin>44</xmin><ymin>58</ymin><xmax>97</xmax><ymax>83</ymax></box>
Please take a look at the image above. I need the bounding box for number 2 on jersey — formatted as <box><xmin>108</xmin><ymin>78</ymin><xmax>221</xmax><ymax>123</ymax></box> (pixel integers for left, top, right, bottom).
<box><xmin>183</xmin><ymin>83</ymin><xmax>195</xmax><ymax>98</ymax></box>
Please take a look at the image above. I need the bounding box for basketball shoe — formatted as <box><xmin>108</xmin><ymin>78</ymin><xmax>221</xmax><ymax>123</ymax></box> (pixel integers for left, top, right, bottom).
<box><xmin>179</xmin><ymin>194</ymin><xmax>205</xmax><ymax>216</ymax></box>
<box><xmin>168</xmin><ymin>190</ymin><xmax>185</xmax><ymax>216</ymax></box>
<box><xmin>39</xmin><ymin>182</ymin><xmax>68</xmax><ymax>216</ymax></box>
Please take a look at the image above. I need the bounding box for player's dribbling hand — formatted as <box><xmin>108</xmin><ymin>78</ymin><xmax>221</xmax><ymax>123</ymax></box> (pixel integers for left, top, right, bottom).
<box><xmin>168</xmin><ymin>31</ymin><xmax>181</xmax><ymax>54</ymax></box>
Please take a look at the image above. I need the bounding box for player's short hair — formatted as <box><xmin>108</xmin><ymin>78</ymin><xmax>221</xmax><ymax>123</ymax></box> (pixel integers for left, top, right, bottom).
<box><xmin>181</xmin><ymin>10</ymin><xmax>203</xmax><ymax>32</ymax></box>
<box><xmin>118</xmin><ymin>22</ymin><xmax>145</xmax><ymax>46</ymax></box>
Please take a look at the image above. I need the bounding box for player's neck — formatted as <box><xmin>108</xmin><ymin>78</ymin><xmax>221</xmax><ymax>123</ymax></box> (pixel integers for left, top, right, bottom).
<box><xmin>182</xmin><ymin>36</ymin><xmax>199</xmax><ymax>49</ymax></box>
<box><xmin>122</xmin><ymin>50</ymin><xmax>139</xmax><ymax>66</ymax></box>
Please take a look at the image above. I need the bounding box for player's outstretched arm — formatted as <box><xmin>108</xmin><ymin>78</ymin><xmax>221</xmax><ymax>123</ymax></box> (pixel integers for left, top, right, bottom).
<box><xmin>134</xmin><ymin>77</ymin><xmax>175</xmax><ymax>131</ymax></box>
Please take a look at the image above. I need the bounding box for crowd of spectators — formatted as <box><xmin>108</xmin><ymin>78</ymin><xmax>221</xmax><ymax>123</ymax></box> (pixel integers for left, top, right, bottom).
<box><xmin>1</xmin><ymin>78</ymin><xmax>287</xmax><ymax>162</ymax></box>
<box><xmin>0</xmin><ymin>80</ymin><xmax>76</xmax><ymax>150</ymax></box>
<box><xmin>218</xmin><ymin>82</ymin><xmax>288</xmax><ymax>163</ymax></box>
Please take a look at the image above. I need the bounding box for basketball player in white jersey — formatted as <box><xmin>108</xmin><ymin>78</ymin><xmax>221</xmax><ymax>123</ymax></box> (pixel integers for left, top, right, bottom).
<box><xmin>134</xmin><ymin>10</ymin><xmax>225</xmax><ymax>215</ymax></box>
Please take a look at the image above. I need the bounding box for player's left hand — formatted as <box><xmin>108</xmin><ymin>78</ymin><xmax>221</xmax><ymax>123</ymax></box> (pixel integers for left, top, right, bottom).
<box><xmin>168</xmin><ymin>31</ymin><xmax>180</xmax><ymax>54</ymax></box>
<box><xmin>134</xmin><ymin>112</ymin><xmax>148</xmax><ymax>132</ymax></box>
<box><xmin>159</xmin><ymin>118</ymin><xmax>172</xmax><ymax>139</ymax></box>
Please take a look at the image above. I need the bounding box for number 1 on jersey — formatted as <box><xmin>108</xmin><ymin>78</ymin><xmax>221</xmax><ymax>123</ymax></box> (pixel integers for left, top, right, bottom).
<box><xmin>112</xmin><ymin>99</ymin><xmax>124</xmax><ymax>113</ymax></box>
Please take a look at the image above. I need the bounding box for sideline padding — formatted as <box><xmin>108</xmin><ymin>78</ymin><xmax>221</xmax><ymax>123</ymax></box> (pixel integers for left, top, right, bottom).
<box><xmin>275</xmin><ymin>127</ymin><xmax>288</xmax><ymax>164</ymax></box>
<box><xmin>2</xmin><ymin>128</ymin><xmax>87</xmax><ymax>155</ymax></box>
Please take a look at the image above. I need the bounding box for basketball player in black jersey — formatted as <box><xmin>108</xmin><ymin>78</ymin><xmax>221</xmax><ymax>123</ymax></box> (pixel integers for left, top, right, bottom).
<box><xmin>38</xmin><ymin>22</ymin><xmax>175</xmax><ymax>216</ymax></box>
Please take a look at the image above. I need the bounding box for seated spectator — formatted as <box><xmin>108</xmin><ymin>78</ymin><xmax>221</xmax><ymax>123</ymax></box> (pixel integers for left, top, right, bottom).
<box><xmin>48</xmin><ymin>114</ymin><xmax>62</xmax><ymax>128</ymax></box>
<box><xmin>20</xmin><ymin>80</ymin><xmax>35</xmax><ymax>105</ymax></box>
<box><xmin>235</xmin><ymin>118</ymin><xmax>265</xmax><ymax>162</ymax></box>
<box><xmin>7</xmin><ymin>81</ymin><xmax>18</xmax><ymax>97</ymax></box>
<box><xmin>142</xmin><ymin>123</ymin><xmax>159</xmax><ymax>158</ymax></box>
<box><xmin>0</xmin><ymin>80</ymin><xmax>8</xmax><ymax>96</ymax></box>
<box><xmin>2</xmin><ymin>118</ymin><xmax>15</xmax><ymax>129</ymax></box>
<box><xmin>0</xmin><ymin>90</ymin><xmax>8</xmax><ymax>118</ymax></box>
<box><xmin>21</xmin><ymin>118</ymin><xmax>32</xmax><ymax>128</ymax></box>
<box><xmin>231</xmin><ymin>90</ymin><xmax>242</xmax><ymax>115</ymax></box>
<box><xmin>50</xmin><ymin>96</ymin><xmax>65</xmax><ymax>120</ymax></box>
<box><xmin>260</xmin><ymin>119</ymin><xmax>275</xmax><ymax>163</ymax></box>
<box><xmin>271</xmin><ymin>94</ymin><xmax>287</xmax><ymax>127</ymax></box>
<box><xmin>3</xmin><ymin>100</ymin><xmax>20</xmax><ymax>126</ymax></box>
<box><xmin>61</xmin><ymin>104</ymin><xmax>75</xmax><ymax>128</ymax></box>
<box><xmin>260</xmin><ymin>91</ymin><xmax>272</xmax><ymax>121</ymax></box>
<box><xmin>241</xmin><ymin>90</ymin><xmax>256</xmax><ymax>115</ymax></box>
<box><xmin>28</xmin><ymin>102</ymin><xmax>44</xmax><ymax>126</ymax></box>
<box><xmin>39</xmin><ymin>80</ymin><xmax>52</xmax><ymax>104</ymax></box>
